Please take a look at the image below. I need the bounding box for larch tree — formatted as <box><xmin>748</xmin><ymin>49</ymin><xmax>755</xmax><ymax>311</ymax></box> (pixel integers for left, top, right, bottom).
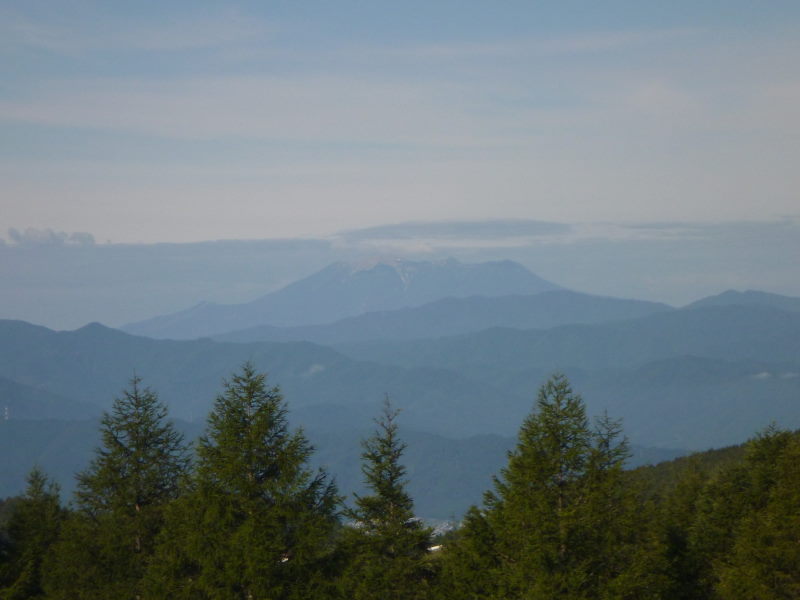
<box><xmin>688</xmin><ymin>426</ymin><xmax>793</xmax><ymax>598</ymax></box>
<box><xmin>481</xmin><ymin>374</ymin><xmax>640</xmax><ymax>599</ymax></box>
<box><xmin>0</xmin><ymin>468</ymin><xmax>64</xmax><ymax>600</ymax></box>
<box><xmin>436</xmin><ymin>505</ymin><xmax>500</xmax><ymax>600</ymax></box>
<box><xmin>43</xmin><ymin>376</ymin><xmax>190</xmax><ymax>600</ymax></box>
<box><xmin>145</xmin><ymin>363</ymin><xmax>340</xmax><ymax>600</ymax></box>
<box><xmin>715</xmin><ymin>433</ymin><xmax>800</xmax><ymax>599</ymax></box>
<box><xmin>340</xmin><ymin>398</ymin><xmax>433</xmax><ymax>600</ymax></box>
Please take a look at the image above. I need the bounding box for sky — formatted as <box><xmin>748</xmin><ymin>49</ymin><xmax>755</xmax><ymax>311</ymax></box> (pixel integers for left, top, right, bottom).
<box><xmin>1</xmin><ymin>1</ymin><xmax>799</xmax><ymax>244</ymax></box>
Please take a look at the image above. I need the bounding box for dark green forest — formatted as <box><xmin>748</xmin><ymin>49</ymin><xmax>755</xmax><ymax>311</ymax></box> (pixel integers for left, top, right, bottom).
<box><xmin>1</xmin><ymin>366</ymin><xmax>798</xmax><ymax>599</ymax></box>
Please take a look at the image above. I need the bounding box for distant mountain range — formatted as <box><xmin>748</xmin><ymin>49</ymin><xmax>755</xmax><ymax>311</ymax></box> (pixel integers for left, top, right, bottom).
<box><xmin>122</xmin><ymin>258</ymin><xmax>561</xmax><ymax>339</ymax></box>
<box><xmin>3</xmin><ymin>273</ymin><xmax>800</xmax><ymax>517</ymax></box>
<box><xmin>0</xmin><ymin>377</ymin><xmax>99</xmax><ymax>421</ymax></box>
<box><xmin>214</xmin><ymin>290</ymin><xmax>671</xmax><ymax>345</ymax></box>
<box><xmin>2</xmin><ymin>293</ymin><xmax>799</xmax><ymax>448</ymax></box>
<box><xmin>0</xmin><ymin>319</ymin><xmax>528</xmax><ymax>437</ymax></box>
<box><xmin>336</xmin><ymin>303</ymin><xmax>800</xmax><ymax>373</ymax></box>
<box><xmin>686</xmin><ymin>289</ymin><xmax>800</xmax><ymax>313</ymax></box>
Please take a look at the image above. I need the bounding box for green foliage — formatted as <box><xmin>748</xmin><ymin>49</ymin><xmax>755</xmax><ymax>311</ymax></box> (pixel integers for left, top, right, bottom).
<box><xmin>145</xmin><ymin>363</ymin><xmax>340</xmax><ymax>600</ymax></box>
<box><xmin>43</xmin><ymin>376</ymin><xmax>189</xmax><ymax>600</ymax></box>
<box><xmin>631</xmin><ymin>443</ymin><xmax>745</xmax><ymax>500</ymax></box>
<box><xmin>716</xmin><ymin>435</ymin><xmax>800</xmax><ymax>598</ymax></box>
<box><xmin>626</xmin><ymin>426</ymin><xmax>800</xmax><ymax>600</ymax></box>
<box><xmin>647</xmin><ymin>463</ymin><xmax>708</xmax><ymax>599</ymax></box>
<box><xmin>443</xmin><ymin>374</ymin><xmax>651</xmax><ymax>599</ymax></box>
<box><xmin>73</xmin><ymin>376</ymin><xmax>190</xmax><ymax>520</ymax></box>
<box><xmin>688</xmin><ymin>426</ymin><xmax>792</xmax><ymax>597</ymax></box>
<box><xmin>4</xmin><ymin>366</ymin><xmax>800</xmax><ymax>599</ymax></box>
<box><xmin>436</xmin><ymin>506</ymin><xmax>500</xmax><ymax>600</ymax></box>
<box><xmin>340</xmin><ymin>398</ymin><xmax>434</xmax><ymax>600</ymax></box>
<box><xmin>0</xmin><ymin>468</ymin><xmax>63</xmax><ymax>600</ymax></box>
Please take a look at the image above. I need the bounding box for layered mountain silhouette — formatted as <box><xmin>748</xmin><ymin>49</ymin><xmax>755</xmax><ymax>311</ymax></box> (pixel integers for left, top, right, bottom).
<box><xmin>0</xmin><ymin>319</ymin><xmax>527</xmax><ymax>436</ymax></box>
<box><xmin>3</xmin><ymin>286</ymin><xmax>800</xmax><ymax>516</ymax></box>
<box><xmin>214</xmin><ymin>290</ymin><xmax>672</xmax><ymax>344</ymax></box>
<box><xmin>337</xmin><ymin>304</ymin><xmax>800</xmax><ymax>372</ymax></box>
<box><xmin>0</xmin><ymin>377</ymin><xmax>99</xmax><ymax>420</ymax></box>
<box><xmin>3</xmin><ymin>294</ymin><xmax>800</xmax><ymax>447</ymax></box>
<box><xmin>122</xmin><ymin>258</ymin><xmax>561</xmax><ymax>339</ymax></box>
<box><xmin>686</xmin><ymin>289</ymin><xmax>800</xmax><ymax>313</ymax></box>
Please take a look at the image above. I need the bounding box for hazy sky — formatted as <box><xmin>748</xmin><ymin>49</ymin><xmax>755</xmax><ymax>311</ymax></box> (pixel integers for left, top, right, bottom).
<box><xmin>2</xmin><ymin>1</ymin><xmax>799</xmax><ymax>244</ymax></box>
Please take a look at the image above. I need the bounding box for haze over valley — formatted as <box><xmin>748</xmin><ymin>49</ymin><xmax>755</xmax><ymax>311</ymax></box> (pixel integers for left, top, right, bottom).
<box><xmin>2</xmin><ymin>254</ymin><xmax>799</xmax><ymax>516</ymax></box>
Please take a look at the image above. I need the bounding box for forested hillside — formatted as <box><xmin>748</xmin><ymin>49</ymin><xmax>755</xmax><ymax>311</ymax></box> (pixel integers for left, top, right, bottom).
<box><xmin>1</xmin><ymin>369</ymin><xmax>798</xmax><ymax>599</ymax></box>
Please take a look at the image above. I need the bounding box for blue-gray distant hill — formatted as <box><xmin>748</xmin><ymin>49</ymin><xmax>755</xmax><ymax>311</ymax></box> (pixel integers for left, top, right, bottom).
<box><xmin>2</xmin><ymin>307</ymin><xmax>799</xmax><ymax>515</ymax></box>
<box><xmin>0</xmin><ymin>319</ymin><xmax>528</xmax><ymax>437</ymax></box>
<box><xmin>122</xmin><ymin>258</ymin><xmax>561</xmax><ymax>339</ymax></box>
<box><xmin>0</xmin><ymin>377</ymin><xmax>99</xmax><ymax>420</ymax></box>
<box><xmin>214</xmin><ymin>290</ymin><xmax>672</xmax><ymax>344</ymax></box>
<box><xmin>336</xmin><ymin>304</ymin><xmax>800</xmax><ymax>373</ymax></box>
<box><xmin>3</xmin><ymin>299</ymin><xmax>800</xmax><ymax>449</ymax></box>
<box><xmin>0</xmin><ymin>417</ymin><xmax>681</xmax><ymax>519</ymax></box>
<box><xmin>685</xmin><ymin>289</ymin><xmax>800</xmax><ymax>313</ymax></box>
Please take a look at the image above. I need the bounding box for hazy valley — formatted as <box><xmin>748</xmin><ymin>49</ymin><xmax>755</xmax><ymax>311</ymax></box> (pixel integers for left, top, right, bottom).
<box><xmin>3</xmin><ymin>256</ymin><xmax>799</xmax><ymax>518</ymax></box>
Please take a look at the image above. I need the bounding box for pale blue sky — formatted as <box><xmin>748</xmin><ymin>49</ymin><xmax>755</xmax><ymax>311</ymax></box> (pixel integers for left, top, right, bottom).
<box><xmin>2</xmin><ymin>1</ymin><xmax>799</xmax><ymax>243</ymax></box>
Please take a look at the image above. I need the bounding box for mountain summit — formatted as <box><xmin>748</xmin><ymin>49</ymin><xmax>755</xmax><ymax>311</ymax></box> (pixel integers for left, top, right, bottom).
<box><xmin>122</xmin><ymin>258</ymin><xmax>561</xmax><ymax>339</ymax></box>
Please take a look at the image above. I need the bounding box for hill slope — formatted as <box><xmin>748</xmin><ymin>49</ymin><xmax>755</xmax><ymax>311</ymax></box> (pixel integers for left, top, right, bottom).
<box><xmin>3</xmin><ymin>303</ymin><xmax>800</xmax><ymax>452</ymax></box>
<box><xmin>0</xmin><ymin>319</ymin><xmax>527</xmax><ymax>437</ymax></box>
<box><xmin>337</xmin><ymin>304</ymin><xmax>800</xmax><ymax>372</ymax></box>
<box><xmin>214</xmin><ymin>290</ymin><xmax>672</xmax><ymax>344</ymax></box>
<box><xmin>0</xmin><ymin>377</ymin><xmax>99</xmax><ymax>420</ymax></box>
<box><xmin>685</xmin><ymin>289</ymin><xmax>800</xmax><ymax>313</ymax></box>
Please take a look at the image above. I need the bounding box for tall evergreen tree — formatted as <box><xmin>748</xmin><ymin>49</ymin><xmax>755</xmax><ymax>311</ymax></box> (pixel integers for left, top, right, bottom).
<box><xmin>43</xmin><ymin>376</ymin><xmax>190</xmax><ymax>600</ymax></box>
<box><xmin>716</xmin><ymin>433</ymin><xmax>800</xmax><ymax>599</ymax></box>
<box><xmin>0</xmin><ymin>468</ymin><xmax>64</xmax><ymax>600</ymax></box>
<box><xmin>436</xmin><ymin>505</ymin><xmax>500</xmax><ymax>600</ymax></box>
<box><xmin>643</xmin><ymin>461</ymin><xmax>709</xmax><ymax>600</ymax></box>
<box><xmin>688</xmin><ymin>426</ymin><xmax>793</xmax><ymax>598</ymax></box>
<box><xmin>145</xmin><ymin>363</ymin><xmax>339</xmax><ymax>600</ymax></box>
<box><xmin>340</xmin><ymin>398</ymin><xmax>433</xmax><ymax>600</ymax></box>
<box><xmin>478</xmin><ymin>374</ymin><xmax>639</xmax><ymax>599</ymax></box>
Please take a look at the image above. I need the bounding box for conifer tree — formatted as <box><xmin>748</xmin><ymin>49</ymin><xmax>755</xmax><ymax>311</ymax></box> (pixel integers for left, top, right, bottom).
<box><xmin>43</xmin><ymin>376</ymin><xmax>189</xmax><ymax>600</ymax></box>
<box><xmin>340</xmin><ymin>398</ymin><xmax>433</xmax><ymax>600</ymax></box>
<box><xmin>480</xmin><ymin>374</ymin><xmax>637</xmax><ymax>599</ymax></box>
<box><xmin>688</xmin><ymin>426</ymin><xmax>792</xmax><ymax>597</ymax></box>
<box><xmin>145</xmin><ymin>363</ymin><xmax>339</xmax><ymax>600</ymax></box>
<box><xmin>436</xmin><ymin>505</ymin><xmax>500</xmax><ymax>600</ymax></box>
<box><xmin>716</xmin><ymin>433</ymin><xmax>800</xmax><ymax>598</ymax></box>
<box><xmin>0</xmin><ymin>468</ymin><xmax>64</xmax><ymax>600</ymax></box>
<box><xmin>641</xmin><ymin>461</ymin><xmax>708</xmax><ymax>600</ymax></box>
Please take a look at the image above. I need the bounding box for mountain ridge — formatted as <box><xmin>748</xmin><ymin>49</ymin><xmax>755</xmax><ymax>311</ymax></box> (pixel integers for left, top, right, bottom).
<box><xmin>121</xmin><ymin>258</ymin><xmax>561</xmax><ymax>339</ymax></box>
<box><xmin>335</xmin><ymin>304</ymin><xmax>800</xmax><ymax>373</ymax></box>
<box><xmin>685</xmin><ymin>289</ymin><xmax>800</xmax><ymax>313</ymax></box>
<box><xmin>213</xmin><ymin>290</ymin><xmax>672</xmax><ymax>345</ymax></box>
<box><xmin>3</xmin><ymin>299</ymin><xmax>800</xmax><ymax>448</ymax></box>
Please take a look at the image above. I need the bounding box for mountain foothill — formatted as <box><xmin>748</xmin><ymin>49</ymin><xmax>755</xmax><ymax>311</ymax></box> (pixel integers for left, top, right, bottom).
<box><xmin>2</xmin><ymin>257</ymin><xmax>799</xmax><ymax>518</ymax></box>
